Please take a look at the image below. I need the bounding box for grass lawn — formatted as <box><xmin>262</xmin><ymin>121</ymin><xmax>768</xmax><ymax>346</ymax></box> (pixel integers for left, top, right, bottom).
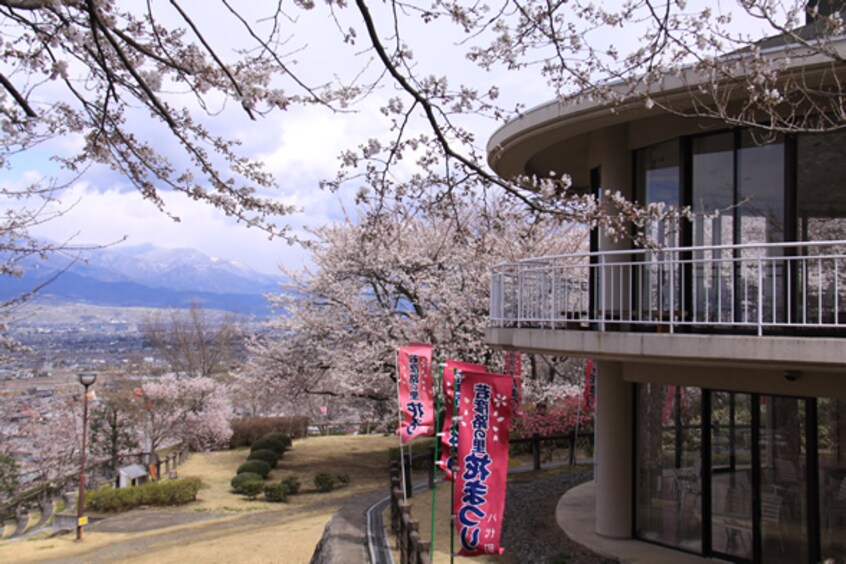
<box><xmin>0</xmin><ymin>434</ymin><xmax>397</xmax><ymax>564</ymax></box>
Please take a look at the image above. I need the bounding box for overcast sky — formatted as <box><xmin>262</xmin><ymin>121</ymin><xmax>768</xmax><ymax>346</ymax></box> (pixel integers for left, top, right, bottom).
<box><xmin>0</xmin><ymin>1</ymin><xmax>538</xmax><ymax>275</ymax></box>
<box><xmin>1</xmin><ymin>1</ymin><xmax>773</xmax><ymax>276</ymax></box>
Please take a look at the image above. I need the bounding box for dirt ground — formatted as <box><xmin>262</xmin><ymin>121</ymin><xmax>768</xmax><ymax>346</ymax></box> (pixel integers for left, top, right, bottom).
<box><xmin>0</xmin><ymin>434</ymin><xmax>397</xmax><ymax>564</ymax></box>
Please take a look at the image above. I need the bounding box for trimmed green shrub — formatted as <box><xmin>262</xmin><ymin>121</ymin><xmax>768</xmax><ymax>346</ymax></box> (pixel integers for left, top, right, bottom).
<box><xmin>250</xmin><ymin>436</ymin><xmax>287</xmax><ymax>455</ymax></box>
<box><xmin>335</xmin><ymin>473</ymin><xmax>350</xmax><ymax>486</ymax></box>
<box><xmin>264</xmin><ymin>432</ymin><xmax>293</xmax><ymax>450</ymax></box>
<box><xmin>231</xmin><ymin>472</ymin><xmax>264</xmax><ymax>493</ymax></box>
<box><xmin>247</xmin><ymin>448</ymin><xmax>279</xmax><ymax>469</ymax></box>
<box><xmin>264</xmin><ymin>482</ymin><xmax>288</xmax><ymax>502</ymax></box>
<box><xmin>86</xmin><ymin>478</ymin><xmax>203</xmax><ymax>512</ymax></box>
<box><xmin>236</xmin><ymin>460</ymin><xmax>271</xmax><ymax>479</ymax></box>
<box><xmin>229</xmin><ymin>416</ymin><xmax>309</xmax><ymax>448</ymax></box>
<box><xmin>281</xmin><ymin>476</ymin><xmax>301</xmax><ymax>495</ymax></box>
<box><xmin>240</xmin><ymin>480</ymin><xmax>264</xmax><ymax>500</ymax></box>
<box><xmin>314</xmin><ymin>472</ymin><xmax>335</xmax><ymax>493</ymax></box>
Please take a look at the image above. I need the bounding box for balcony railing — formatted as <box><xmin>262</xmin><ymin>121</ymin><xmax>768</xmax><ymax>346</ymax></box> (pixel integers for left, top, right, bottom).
<box><xmin>490</xmin><ymin>240</ymin><xmax>846</xmax><ymax>336</ymax></box>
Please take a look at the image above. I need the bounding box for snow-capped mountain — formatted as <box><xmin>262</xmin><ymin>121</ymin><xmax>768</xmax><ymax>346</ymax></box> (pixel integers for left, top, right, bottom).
<box><xmin>0</xmin><ymin>244</ymin><xmax>283</xmax><ymax>315</ymax></box>
<box><xmin>65</xmin><ymin>244</ymin><xmax>280</xmax><ymax>295</ymax></box>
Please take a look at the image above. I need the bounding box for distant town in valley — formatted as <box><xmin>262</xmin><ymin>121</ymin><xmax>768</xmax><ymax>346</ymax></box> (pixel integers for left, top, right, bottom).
<box><xmin>0</xmin><ymin>244</ymin><xmax>277</xmax><ymax>482</ymax></box>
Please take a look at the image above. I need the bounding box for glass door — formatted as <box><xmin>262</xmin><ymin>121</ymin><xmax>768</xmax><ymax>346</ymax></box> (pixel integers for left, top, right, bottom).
<box><xmin>710</xmin><ymin>391</ymin><xmax>754</xmax><ymax>560</ymax></box>
<box><xmin>758</xmin><ymin>396</ymin><xmax>809</xmax><ymax>563</ymax></box>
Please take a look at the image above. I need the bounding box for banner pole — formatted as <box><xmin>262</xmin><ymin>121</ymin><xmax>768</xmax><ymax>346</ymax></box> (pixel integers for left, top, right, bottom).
<box><xmin>396</xmin><ymin>349</ymin><xmax>408</xmax><ymax>504</ymax></box>
<box><xmin>450</xmin><ymin>368</ymin><xmax>460</xmax><ymax>564</ymax></box>
<box><xmin>573</xmin><ymin>358</ymin><xmax>584</xmax><ymax>466</ymax></box>
<box><xmin>430</xmin><ymin>358</ymin><xmax>443</xmax><ymax>560</ymax></box>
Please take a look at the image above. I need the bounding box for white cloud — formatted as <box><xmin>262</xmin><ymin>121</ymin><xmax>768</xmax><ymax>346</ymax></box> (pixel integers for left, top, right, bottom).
<box><xmin>21</xmin><ymin>181</ymin><xmax>339</xmax><ymax>275</ymax></box>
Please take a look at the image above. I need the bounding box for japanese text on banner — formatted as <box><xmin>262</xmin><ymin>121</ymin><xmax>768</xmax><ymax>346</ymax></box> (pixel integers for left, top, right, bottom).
<box><xmin>397</xmin><ymin>343</ymin><xmax>435</xmax><ymax>444</ymax></box>
<box><xmin>454</xmin><ymin>370</ymin><xmax>514</xmax><ymax>556</ymax></box>
<box><xmin>439</xmin><ymin>360</ymin><xmax>487</xmax><ymax>480</ymax></box>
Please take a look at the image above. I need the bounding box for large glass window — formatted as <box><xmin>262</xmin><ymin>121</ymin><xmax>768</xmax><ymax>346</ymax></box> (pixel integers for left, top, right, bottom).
<box><xmin>635</xmin><ymin>131</ymin><xmax>787</xmax><ymax>325</ymax></box>
<box><xmin>738</xmin><ymin>132</ymin><xmax>787</xmax><ymax>323</ymax></box>
<box><xmin>635</xmin><ymin>139</ymin><xmax>680</xmax><ymax>246</ymax></box>
<box><xmin>759</xmin><ymin>396</ymin><xmax>809</xmax><ymax>563</ymax></box>
<box><xmin>691</xmin><ymin>133</ymin><xmax>735</xmax><ymax>323</ymax></box>
<box><xmin>710</xmin><ymin>391</ymin><xmax>754</xmax><ymax>560</ymax></box>
<box><xmin>818</xmin><ymin>398</ymin><xmax>846</xmax><ymax>561</ymax></box>
<box><xmin>635</xmin><ymin>387</ymin><xmax>844</xmax><ymax>562</ymax></box>
<box><xmin>635</xmin><ymin>141</ymin><xmax>681</xmax><ymax>318</ymax></box>
<box><xmin>798</xmin><ymin>130</ymin><xmax>846</xmax><ymax>243</ymax></box>
<box><xmin>738</xmin><ymin>131</ymin><xmax>786</xmax><ymax>244</ymax></box>
<box><xmin>797</xmin><ymin>131</ymin><xmax>846</xmax><ymax>324</ymax></box>
<box><xmin>635</xmin><ymin>383</ymin><xmax>703</xmax><ymax>551</ymax></box>
<box><xmin>692</xmin><ymin>133</ymin><xmax>734</xmax><ymax>248</ymax></box>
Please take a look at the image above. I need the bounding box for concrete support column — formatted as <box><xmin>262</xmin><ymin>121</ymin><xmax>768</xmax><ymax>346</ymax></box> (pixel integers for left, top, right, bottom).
<box><xmin>595</xmin><ymin>360</ymin><xmax>633</xmax><ymax>538</ymax></box>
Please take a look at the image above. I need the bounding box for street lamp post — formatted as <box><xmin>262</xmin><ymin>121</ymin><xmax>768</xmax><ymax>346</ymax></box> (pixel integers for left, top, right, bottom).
<box><xmin>76</xmin><ymin>371</ymin><xmax>97</xmax><ymax>541</ymax></box>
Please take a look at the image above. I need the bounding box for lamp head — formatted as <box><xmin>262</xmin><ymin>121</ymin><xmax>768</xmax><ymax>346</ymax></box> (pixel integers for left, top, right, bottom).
<box><xmin>78</xmin><ymin>372</ymin><xmax>97</xmax><ymax>387</ymax></box>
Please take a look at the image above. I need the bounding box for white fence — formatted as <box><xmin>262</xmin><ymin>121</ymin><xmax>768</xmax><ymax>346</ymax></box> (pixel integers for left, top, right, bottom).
<box><xmin>490</xmin><ymin>241</ymin><xmax>846</xmax><ymax>335</ymax></box>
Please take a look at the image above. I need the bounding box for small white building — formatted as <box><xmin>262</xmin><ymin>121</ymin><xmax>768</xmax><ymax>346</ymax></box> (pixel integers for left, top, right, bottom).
<box><xmin>117</xmin><ymin>464</ymin><xmax>149</xmax><ymax>488</ymax></box>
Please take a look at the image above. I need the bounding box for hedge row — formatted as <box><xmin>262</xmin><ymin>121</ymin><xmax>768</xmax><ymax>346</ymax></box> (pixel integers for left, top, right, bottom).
<box><xmin>229</xmin><ymin>417</ymin><xmax>309</xmax><ymax>448</ymax></box>
<box><xmin>86</xmin><ymin>478</ymin><xmax>203</xmax><ymax>513</ymax></box>
<box><xmin>237</xmin><ymin>460</ymin><xmax>272</xmax><ymax>479</ymax></box>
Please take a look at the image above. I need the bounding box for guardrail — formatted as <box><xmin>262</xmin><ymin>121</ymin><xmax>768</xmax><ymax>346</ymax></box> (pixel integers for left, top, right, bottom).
<box><xmin>490</xmin><ymin>240</ymin><xmax>846</xmax><ymax>336</ymax></box>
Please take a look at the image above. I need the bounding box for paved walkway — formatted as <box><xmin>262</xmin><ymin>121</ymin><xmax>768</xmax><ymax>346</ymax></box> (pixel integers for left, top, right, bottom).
<box><xmin>557</xmin><ymin>481</ymin><xmax>711</xmax><ymax>564</ymax></box>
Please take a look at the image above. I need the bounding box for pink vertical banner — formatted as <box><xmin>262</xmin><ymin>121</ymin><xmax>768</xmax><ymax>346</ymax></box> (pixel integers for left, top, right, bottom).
<box><xmin>453</xmin><ymin>370</ymin><xmax>514</xmax><ymax>556</ymax></box>
<box><xmin>439</xmin><ymin>360</ymin><xmax>487</xmax><ymax>480</ymax></box>
<box><xmin>397</xmin><ymin>343</ymin><xmax>435</xmax><ymax>444</ymax></box>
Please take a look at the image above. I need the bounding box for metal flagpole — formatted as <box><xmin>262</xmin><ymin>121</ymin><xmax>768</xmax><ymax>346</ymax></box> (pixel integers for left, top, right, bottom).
<box><xmin>429</xmin><ymin>358</ymin><xmax>443</xmax><ymax>559</ymax></box>
<box><xmin>450</xmin><ymin>368</ymin><xmax>461</xmax><ymax>564</ymax></box>
<box><xmin>573</xmin><ymin>358</ymin><xmax>585</xmax><ymax>466</ymax></box>
<box><xmin>395</xmin><ymin>349</ymin><xmax>408</xmax><ymax>503</ymax></box>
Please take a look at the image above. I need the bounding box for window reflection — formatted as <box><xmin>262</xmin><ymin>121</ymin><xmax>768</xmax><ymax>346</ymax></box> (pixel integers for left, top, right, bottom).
<box><xmin>818</xmin><ymin>398</ymin><xmax>846</xmax><ymax>561</ymax></box>
<box><xmin>710</xmin><ymin>392</ymin><xmax>753</xmax><ymax>560</ymax></box>
<box><xmin>635</xmin><ymin>384</ymin><xmax>703</xmax><ymax>551</ymax></box>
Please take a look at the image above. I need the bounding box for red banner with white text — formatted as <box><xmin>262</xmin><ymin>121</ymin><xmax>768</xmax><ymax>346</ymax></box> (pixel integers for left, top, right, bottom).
<box><xmin>453</xmin><ymin>370</ymin><xmax>514</xmax><ymax>556</ymax></box>
<box><xmin>439</xmin><ymin>360</ymin><xmax>487</xmax><ymax>480</ymax></box>
<box><xmin>397</xmin><ymin>343</ymin><xmax>435</xmax><ymax>445</ymax></box>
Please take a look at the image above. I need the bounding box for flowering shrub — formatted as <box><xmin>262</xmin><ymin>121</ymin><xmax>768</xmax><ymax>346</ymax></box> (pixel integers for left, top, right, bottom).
<box><xmin>511</xmin><ymin>395</ymin><xmax>594</xmax><ymax>439</ymax></box>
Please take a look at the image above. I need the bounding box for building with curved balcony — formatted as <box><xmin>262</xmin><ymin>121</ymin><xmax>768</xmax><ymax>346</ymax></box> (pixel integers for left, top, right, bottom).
<box><xmin>486</xmin><ymin>21</ymin><xmax>846</xmax><ymax>564</ymax></box>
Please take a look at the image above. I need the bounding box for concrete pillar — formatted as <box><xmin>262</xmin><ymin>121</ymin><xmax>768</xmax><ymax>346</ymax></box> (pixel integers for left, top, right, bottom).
<box><xmin>595</xmin><ymin>360</ymin><xmax>633</xmax><ymax>538</ymax></box>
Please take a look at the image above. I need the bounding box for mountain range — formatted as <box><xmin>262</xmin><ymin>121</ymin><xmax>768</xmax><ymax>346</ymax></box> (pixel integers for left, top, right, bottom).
<box><xmin>0</xmin><ymin>244</ymin><xmax>282</xmax><ymax>316</ymax></box>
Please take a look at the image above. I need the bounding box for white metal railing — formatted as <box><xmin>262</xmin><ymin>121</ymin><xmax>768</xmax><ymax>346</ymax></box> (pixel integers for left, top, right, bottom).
<box><xmin>489</xmin><ymin>240</ymin><xmax>846</xmax><ymax>336</ymax></box>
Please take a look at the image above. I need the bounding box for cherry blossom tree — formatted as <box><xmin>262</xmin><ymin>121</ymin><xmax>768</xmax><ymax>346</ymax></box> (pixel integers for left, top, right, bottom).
<box><xmin>228</xmin><ymin>364</ymin><xmax>293</xmax><ymax>418</ymax></box>
<box><xmin>0</xmin><ymin>1</ymin><xmax>838</xmax><ymax>257</ymax></box>
<box><xmin>2</xmin><ymin>1</ymin><xmax>843</xmax><ymax>341</ymax></box>
<box><xmin>511</xmin><ymin>392</ymin><xmax>593</xmax><ymax>438</ymax></box>
<box><xmin>7</xmin><ymin>392</ymin><xmax>84</xmax><ymax>492</ymax></box>
<box><xmin>247</xmin><ymin>191</ymin><xmax>588</xmax><ymax>419</ymax></box>
<box><xmin>137</xmin><ymin>374</ymin><xmax>233</xmax><ymax>454</ymax></box>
